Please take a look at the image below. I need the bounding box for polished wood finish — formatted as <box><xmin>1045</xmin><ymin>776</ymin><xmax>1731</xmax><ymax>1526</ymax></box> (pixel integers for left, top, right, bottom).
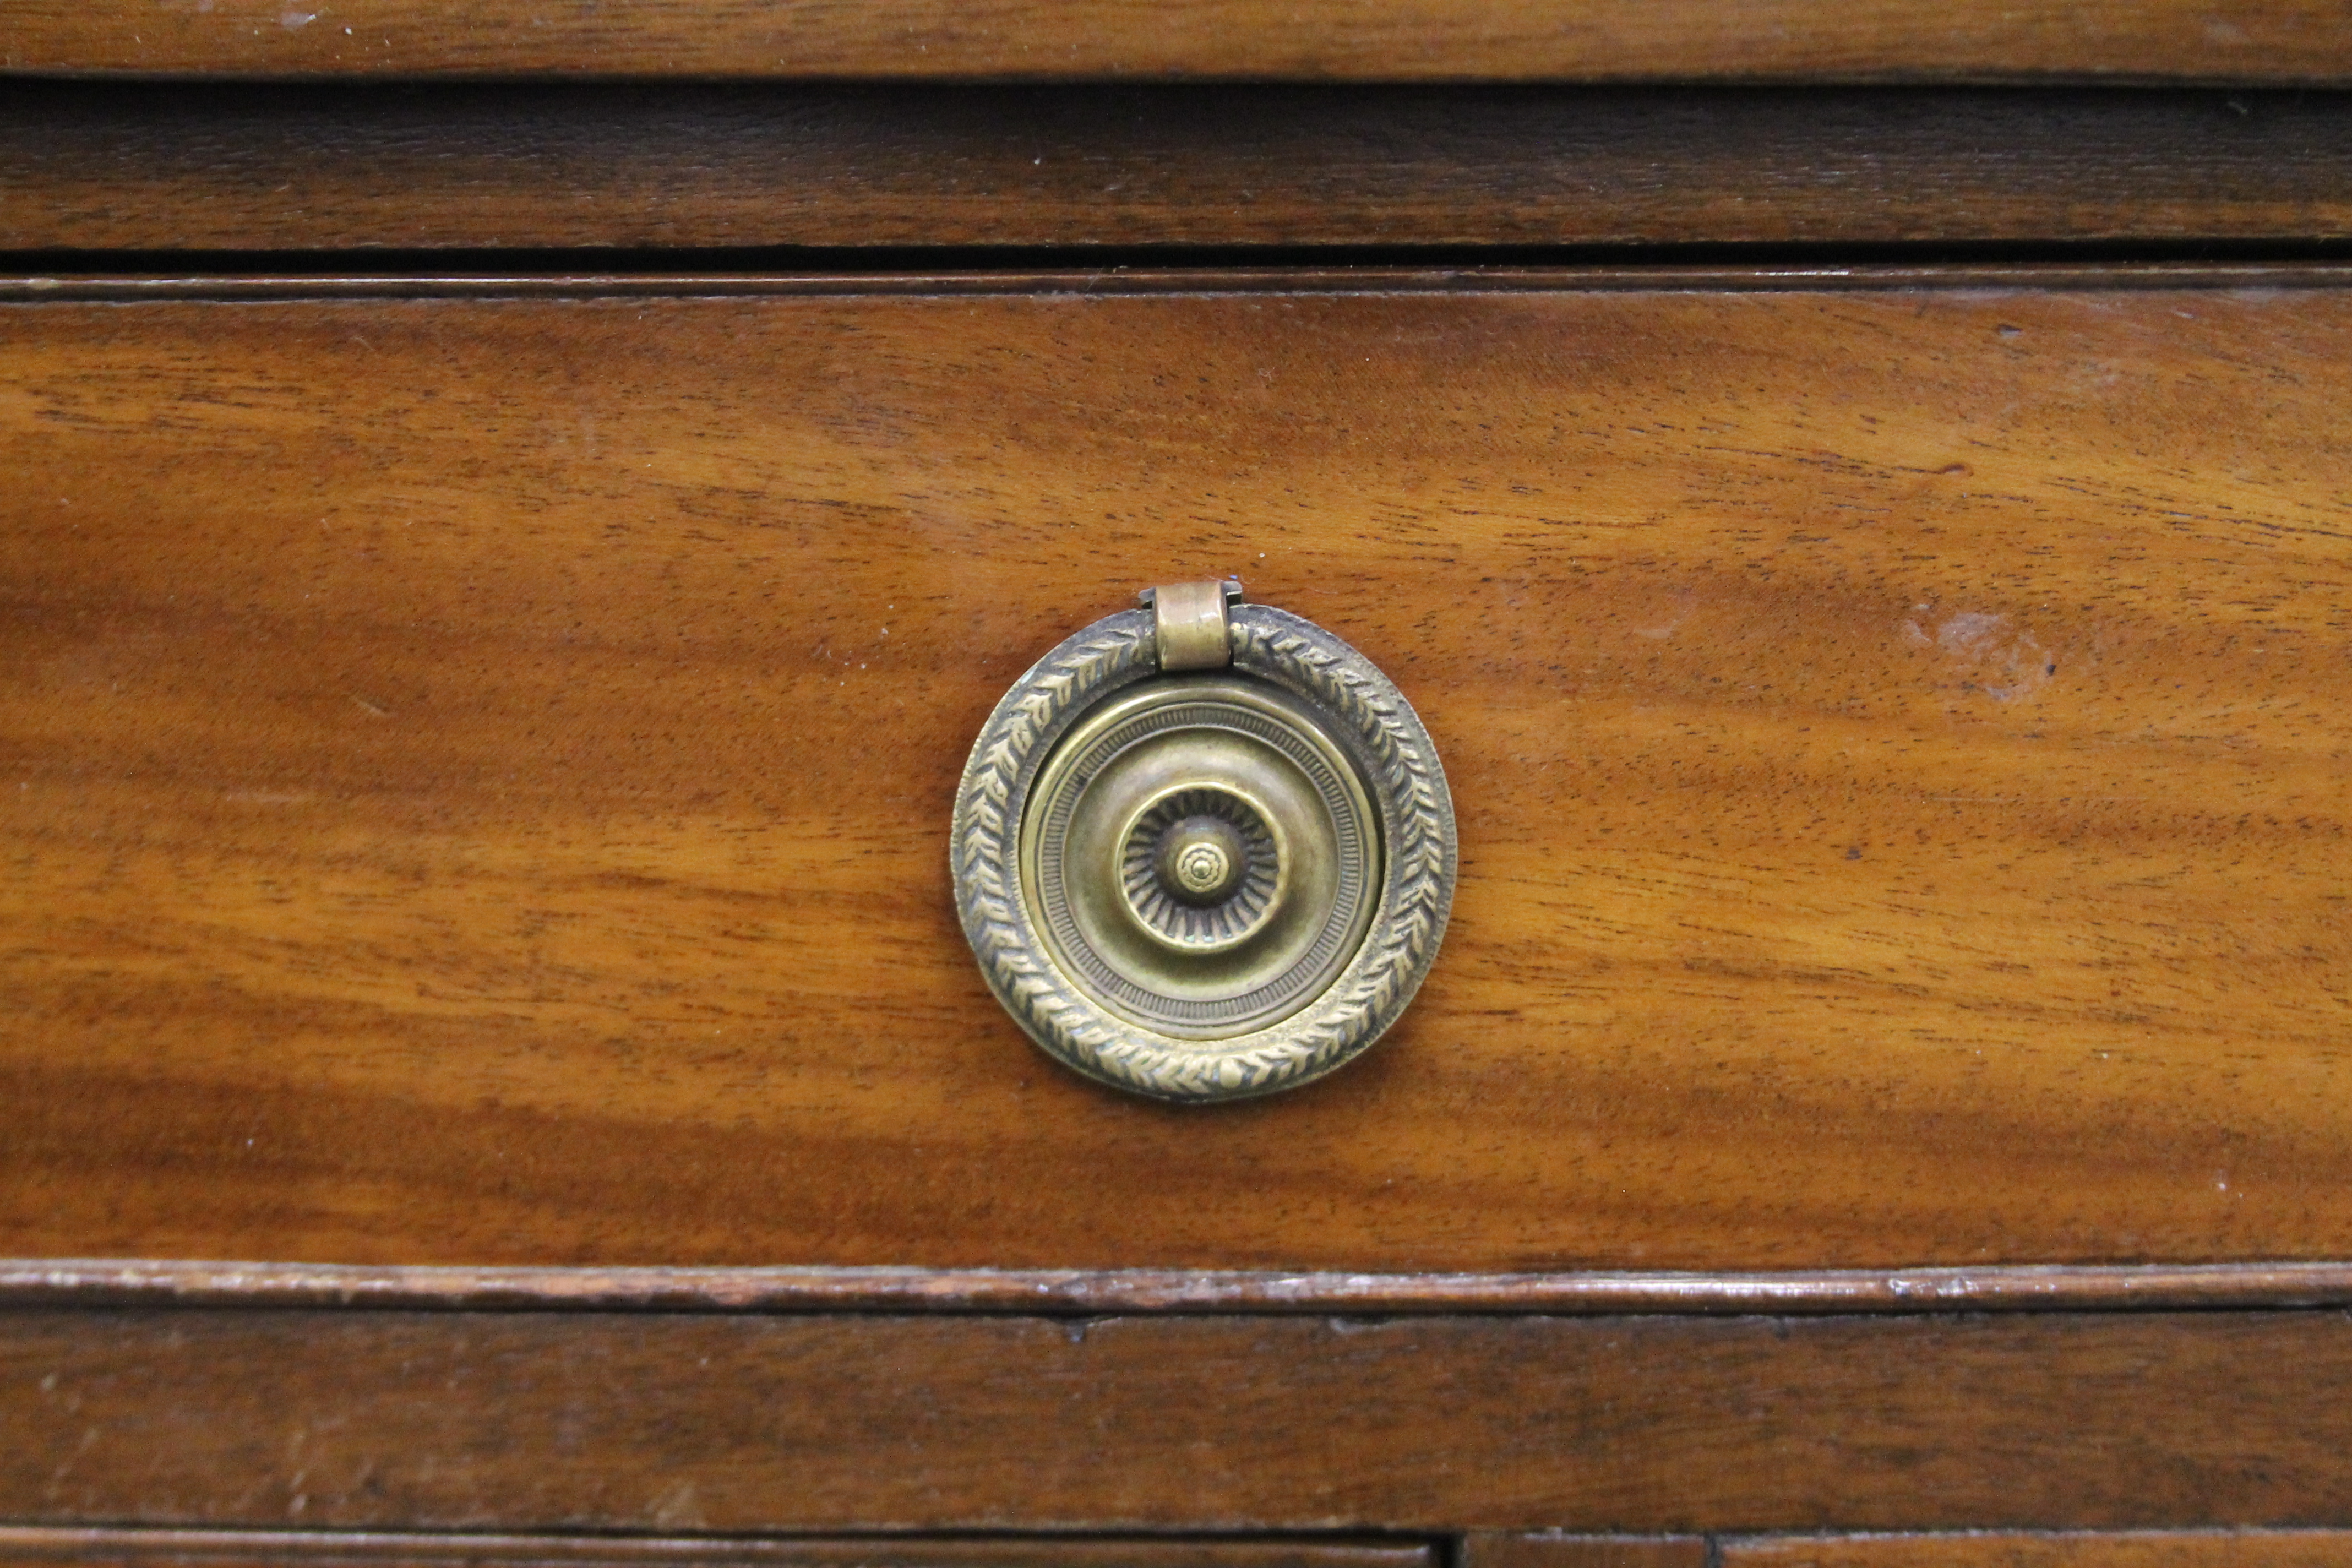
<box><xmin>12</xmin><ymin>85</ymin><xmax>2352</xmax><ymax>253</ymax></box>
<box><xmin>8</xmin><ymin>274</ymin><xmax>2352</xmax><ymax>1273</ymax></box>
<box><xmin>0</xmin><ymin>1534</ymin><xmax>1430</xmax><ymax>1568</ymax></box>
<box><xmin>13</xmin><ymin>1530</ymin><xmax>2346</xmax><ymax>1568</ymax></box>
<box><xmin>5</xmin><ymin>0</ymin><xmax>2350</xmax><ymax>81</ymax></box>
<box><xmin>1722</xmin><ymin>1534</ymin><xmax>2352</xmax><ymax>1565</ymax></box>
<box><xmin>13</xmin><ymin>265</ymin><xmax>2350</xmax><ymax>303</ymax></box>
<box><xmin>1465</xmin><ymin>1537</ymin><xmax>1706</xmax><ymax>1568</ymax></box>
<box><xmin>13</xmin><ymin>1257</ymin><xmax>2352</xmax><ymax>1314</ymax></box>
<box><xmin>6</xmin><ymin>1310</ymin><xmax>2351</xmax><ymax>1531</ymax></box>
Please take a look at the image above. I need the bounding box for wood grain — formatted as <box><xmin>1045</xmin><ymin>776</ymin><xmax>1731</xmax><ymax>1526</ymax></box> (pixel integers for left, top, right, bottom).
<box><xmin>13</xmin><ymin>1531</ymin><xmax>2348</xmax><ymax>1568</ymax></box>
<box><xmin>12</xmin><ymin>266</ymin><xmax>2349</xmax><ymax>304</ymax></box>
<box><xmin>7</xmin><ymin>276</ymin><xmax>2352</xmax><ymax>1273</ymax></box>
<box><xmin>5</xmin><ymin>1310</ymin><xmax>2352</xmax><ymax>1531</ymax></box>
<box><xmin>12</xmin><ymin>84</ymin><xmax>2352</xmax><ymax>252</ymax></box>
<box><xmin>0</xmin><ymin>1534</ymin><xmax>1431</xmax><ymax>1568</ymax></box>
<box><xmin>1464</xmin><ymin>1537</ymin><xmax>1706</xmax><ymax>1568</ymax></box>
<box><xmin>1721</xmin><ymin>1534</ymin><xmax>2352</xmax><ymax>1565</ymax></box>
<box><xmin>5</xmin><ymin>0</ymin><xmax>2351</xmax><ymax>81</ymax></box>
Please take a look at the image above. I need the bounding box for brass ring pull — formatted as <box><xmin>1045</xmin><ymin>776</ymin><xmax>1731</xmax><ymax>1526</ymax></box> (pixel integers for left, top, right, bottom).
<box><xmin>952</xmin><ymin>582</ymin><xmax>1457</xmax><ymax>1102</ymax></box>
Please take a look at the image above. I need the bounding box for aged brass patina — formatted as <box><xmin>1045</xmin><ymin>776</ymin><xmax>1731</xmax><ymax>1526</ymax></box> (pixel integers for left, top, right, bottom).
<box><xmin>952</xmin><ymin>581</ymin><xmax>1456</xmax><ymax>1102</ymax></box>
<box><xmin>1021</xmin><ymin>677</ymin><xmax>1380</xmax><ymax>1039</ymax></box>
<box><xmin>1147</xmin><ymin>579</ymin><xmax>1240</xmax><ymax>672</ymax></box>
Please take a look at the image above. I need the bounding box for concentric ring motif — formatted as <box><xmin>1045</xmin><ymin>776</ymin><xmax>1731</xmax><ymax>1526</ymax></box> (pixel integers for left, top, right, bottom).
<box><xmin>950</xmin><ymin>603</ymin><xmax>1458</xmax><ymax>1103</ymax></box>
<box><xmin>1120</xmin><ymin>787</ymin><xmax>1281</xmax><ymax>948</ymax></box>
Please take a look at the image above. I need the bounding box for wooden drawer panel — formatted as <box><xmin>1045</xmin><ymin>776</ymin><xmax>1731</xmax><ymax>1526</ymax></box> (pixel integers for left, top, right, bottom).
<box><xmin>5</xmin><ymin>1310</ymin><xmax>2351</xmax><ymax>1531</ymax></box>
<box><xmin>1719</xmin><ymin>1533</ymin><xmax>2352</xmax><ymax>1565</ymax></box>
<box><xmin>12</xmin><ymin>85</ymin><xmax>2352</xmax><ymax>254</ymax></box>
<box><xmin>4</xmin><ymin>0</ymin><xmax>2348</xmax><ymax>80</ymax></box>
<box><xmin>1474</xmin><ymin>1540</ymin><xmax>2352</xmax><ymax>1568</ymax></box>
<box><xmin>0</xmin><ymin>1542</ymin><xmax>1474</xmax><ymax>1568</ymax></box>
<box><xmin>0</xmin><ymin>1538</ymin><xmax>1429</xmax><ymax>1568</ymax></box>
<box><xmin>5</xmin><ymin>272</ymin><xmax>2351</xmax><ymax>1274</ymax></box>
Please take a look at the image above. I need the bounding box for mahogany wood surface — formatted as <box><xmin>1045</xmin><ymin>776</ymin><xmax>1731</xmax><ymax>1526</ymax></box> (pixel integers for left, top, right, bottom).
<box><xmin>5</xmin><ymin>0</ymin><xmax>2351</xmax><ymax>81</ymax></box>
<box><xmin>1464</xmin><ymin>1537</ymin><xmax>1707</xmax><ymax>1568</ymax></box>
<box><xmin>4</xmin><ymin>1309</ymin><xmax>2351</xmax><ymax>1531</ymax></box>
<box><xmin>12</xmin><ymin>85</ymin><xmax>2352</xmax><ymax>253</ymax></box>
<box><xmin>15</xmin><ymin>265</ymin><xmax>2350</xmax><ymax>303</ymax></box>
<box><xmin>0</xmin><ymin>1533</ymin><xmax>1432</xmax><ymax>1568</ymax></box>
<box><xmin>14</xmin><ymin>1534</ymin><xmax>2349</xmax><ymax>1568</ymax></box>
<box><xmin>7</xmin><ymin>275</ymin><xmax>2352</xmax><ymax>1273</ymax></box>
<box><xmin>1721</xmin><ymin>1534</ymin><xmax>2352</xmax><ymax>1565</ymax></box>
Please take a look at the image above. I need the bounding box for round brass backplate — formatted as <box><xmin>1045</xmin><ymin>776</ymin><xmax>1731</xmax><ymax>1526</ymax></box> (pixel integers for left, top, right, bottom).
<box><xmin>1022</xmin><ymin>677</ymin><xmax>1380</xmax><ymax>1039</ymax></box>
<box><xmin>951</xmin><ymin>589</ymin><xmax>1457</xmax><ymax>1103</ymax></box>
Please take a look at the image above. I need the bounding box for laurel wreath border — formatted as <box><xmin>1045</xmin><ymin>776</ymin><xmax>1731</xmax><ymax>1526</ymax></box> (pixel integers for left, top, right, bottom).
<box><xmin>951</xmin><ymin>604</ymin><xmax>1458</xmax><ymax>1103</ymax></box>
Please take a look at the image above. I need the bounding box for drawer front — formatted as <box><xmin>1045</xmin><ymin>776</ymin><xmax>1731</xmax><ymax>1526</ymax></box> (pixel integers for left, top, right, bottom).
<box><xmin>7</xmin><ymin>1311</ymin><xmax>2352</xmax><ymax>1532</ymax></box>
<box><xmin>0</xmin><ymin>1538</ymin><xmax>1429</xmax><ymax>1568</ymax></box>
<box><xmin>1717</xmin><ymin>1535</ymin><xmax>2352</xmax><ymax>1565</ymax></box>
<box><xmin>5</xmin><ymin>274</ymin><xmax>2350</xmax><ymax>1276</ymax></box>
<box><xmin>4</xmin><ymin>0</ymin><xmax>2346</xmax><ymax>79</ymax></box>
<box><xmin>13</xmin><ymin>85</ymin><xmax>2352</xmax><ymax>255</ymax></box>
<box><xmin>1477</xmin><ymin>1536</ymin><xmax>2352</xmax><ymax>1567</ymax></box>
<box><xmin>13</xmin><ymin>1531</ymin><xmax>2352</xmax><ymax>1568</ymax></box>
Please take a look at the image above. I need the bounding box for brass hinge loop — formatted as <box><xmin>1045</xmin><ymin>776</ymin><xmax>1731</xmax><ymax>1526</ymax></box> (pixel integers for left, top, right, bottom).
<box><xmin>1140</xmin><ymin>579</ymin><xmax>1244</xmax><ymax>672</ymax></box>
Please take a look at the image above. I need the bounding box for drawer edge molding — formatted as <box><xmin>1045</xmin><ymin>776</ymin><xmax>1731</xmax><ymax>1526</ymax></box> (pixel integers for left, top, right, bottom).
<box><xmin>8</xmin><ymin>1257</ymin><xmax>2352</xmax><ymax>1315</ymax></box>
<box><xmin>10</xmin><ymin>262</ymin><xmax>2352</xmax><ymax>306</ymax></box>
